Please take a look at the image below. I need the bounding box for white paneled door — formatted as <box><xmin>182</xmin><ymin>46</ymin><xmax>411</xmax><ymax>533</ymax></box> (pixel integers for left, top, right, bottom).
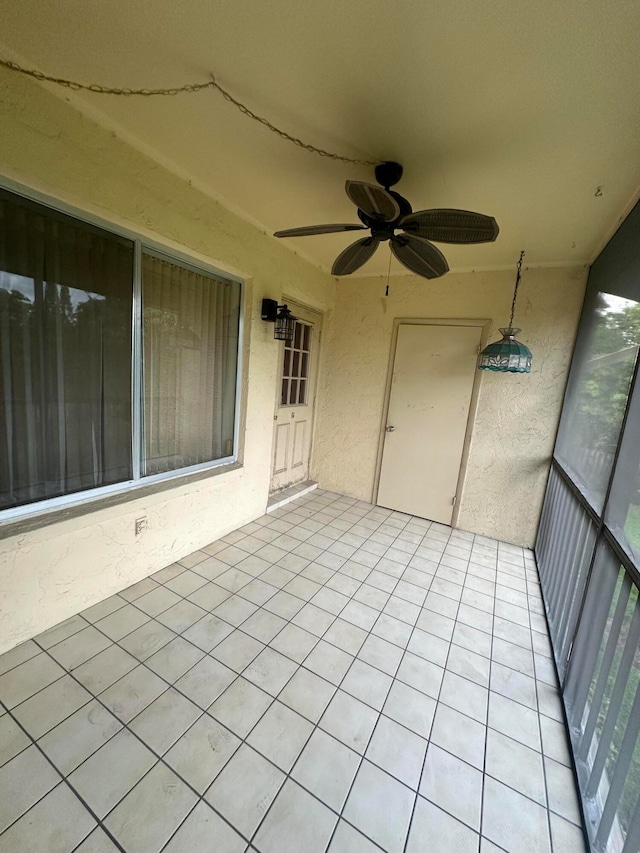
<box><xmin>270</xmin><ymin>304</ymin><xmax>321</xmax><ymax>492</ymax></box>
<box><xmin>377</xmin><ymin>322</ymin><xmax>482</xmax><ymax>524</ymax></box>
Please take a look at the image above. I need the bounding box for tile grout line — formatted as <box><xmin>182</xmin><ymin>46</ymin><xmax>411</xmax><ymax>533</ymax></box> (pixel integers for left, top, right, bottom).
<box><xmin>5</xmin><ymin>554</ymin><xmax>544</xmax><ymax>712</ymax></box>
<box><xmin>478</xmin><ymin>559</ymin><xmax>498</xmax><ymax>850</ymax></box>
<box><xmin>172</xmin><ymin>499</ymin><xmax>431</xmax><ymax>850</ymax></box>
<box><xmin>1</xmin><ymin>568</ymin><xmax>558</xmax><ymax>803</ymax></box>
<box><xmin>3</xmin><ymin>583</ymin><xmax>564</xmax><ymax>847</ymax></box>
<box><xmin>0</xmin><ymin>491</ymin><xmax>570</xmax><ymax>852</ymax></box>
<box><xmin>529</xmin><ymin>554</ymin><xmax>557</xmax><ymax>853</ymax></box>
<box><xmin>244</xmin><ymin>497</ymin><xmax>423</xmax><ymax>851</ymax></box>
<box><xmin>150</xmin><ymin>517</ymin><xmax>560</xmax><ymax>740</ymax></box>
<box><xmin>319</xmin><ymin>534</ymin><xmax>443</xmax><ymax>850</ymax></box>
<box><xmin>24</xmin><ymin>638</ymin><xmax>255</xmax><ymax>848</ymax></box>
<box><xmin>7</xmin><ymin>564</ymin><xmax>552</xmax><ymax>844</ymax></box>
<box><xmin>401</xmin><ymin>526</ymin><xmax>484</xmax><ymax>853</ymax></box>
<box><xmin>0</xmin><ymin>492</ymin><xmax>405</xmax><ymax>850</ymax></box>
<box><xmin>0</xmin><ymin>493</ymin><xmax>358</xmax><ymax>846</ymax></box>
<box><xmin>162</xmin><ymin>497</ymin><xmax>431</xmax><ymax>850</ymax></box>
<box><xmin>19</xmin><ymin>582</ymin><xmax>359</xmax><ymax>851</ymax></box>
<box><xmin>1</xmin><ymin>495</ymin><xmax>532</xmax><ymax>684</ymax></box>
<box><xmin>0</xmin><ymin>695</ymin><xmax>128</xmax><ymax>853</ymax></box>
<box><xmin>1</xmin><ymin>525</ymin><xmax>562</xmax><ymax>826</ymax></box>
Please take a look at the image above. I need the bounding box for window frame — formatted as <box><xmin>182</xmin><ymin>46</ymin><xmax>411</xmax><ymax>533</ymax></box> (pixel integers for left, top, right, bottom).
<box><xmin>0</xmin><ymin>177</ymin><xmax>245</xmax><ymax>523</ymax></box>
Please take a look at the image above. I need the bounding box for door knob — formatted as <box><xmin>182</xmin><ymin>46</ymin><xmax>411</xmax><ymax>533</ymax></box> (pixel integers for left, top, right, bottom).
<box><xmin>385</xmin><ymin>426</ymin><xmax>395</xmax><ymax>432</ymax></box>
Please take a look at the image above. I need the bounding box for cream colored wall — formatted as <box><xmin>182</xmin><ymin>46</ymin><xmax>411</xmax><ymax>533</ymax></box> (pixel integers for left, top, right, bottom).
<box><xmin>313</xmin><ymin>266</ymin><xmax>587</xmax><ymax>547</ymax></box>
<box><xmin>0</xmin><ymin>69</ymin><xmax>335</xmax><ymax>653</ymax></box>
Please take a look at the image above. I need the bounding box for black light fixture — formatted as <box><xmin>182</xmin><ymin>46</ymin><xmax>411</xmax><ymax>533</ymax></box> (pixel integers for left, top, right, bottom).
<box><xmin>261</xmin><ymin>298</ymin><xmax>297</xmax><ymax>342</ymax></box>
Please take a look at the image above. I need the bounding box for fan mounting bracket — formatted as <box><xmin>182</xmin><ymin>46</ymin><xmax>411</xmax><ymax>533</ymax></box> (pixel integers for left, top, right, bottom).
<box><xmin>375</xmin><ymin>161</ymin><xmax>403</xmax><ymax>189</ymax></box>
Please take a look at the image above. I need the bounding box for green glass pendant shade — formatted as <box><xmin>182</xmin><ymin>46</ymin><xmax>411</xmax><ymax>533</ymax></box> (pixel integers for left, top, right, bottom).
<box><xmin>478</xmin><ymin>327</ymin><xmax>532</xmax><ymax>373</ymax></box>
<box><xmin>478</xmin><ymin>250</ymin><xmax>532</xmax><ymax>373</ymax></box>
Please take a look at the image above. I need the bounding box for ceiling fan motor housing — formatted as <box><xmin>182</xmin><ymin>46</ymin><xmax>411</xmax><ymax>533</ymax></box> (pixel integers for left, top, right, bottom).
<box><xmin>360</xmin><ymin>189</ymin><xmax>413</xmax><ymax>238</ymax></box>
<box><xmin>375</xmin><ymin>161</ymin><xmax>404</xmax><ymax>189</ymax></box>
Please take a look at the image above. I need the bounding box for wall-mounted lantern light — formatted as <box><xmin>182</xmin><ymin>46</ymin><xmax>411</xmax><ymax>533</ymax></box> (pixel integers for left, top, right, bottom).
<box><xmin>261</xmin><ymin>298</ymin><xmax>297</xmax><ymax>342</ymax></box>
<box><xmin>478</xmin><ymin>250</ymin><xmax>532</xmax><ymax>374</ymax></box>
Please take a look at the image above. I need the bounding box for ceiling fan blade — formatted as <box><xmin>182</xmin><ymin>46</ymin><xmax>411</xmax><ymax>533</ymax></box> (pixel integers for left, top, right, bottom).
<box><xmin>399</xmin><ymin>209</ymin><xmax>499</xmax><ymax>243</ymax></box>
<box><xmin>345</xmin><ymin>181</ymin><xmax>400</xmax><ymax>222</ymax></box>
<box><xmin>274</xmin><ymin>223</ymin><xmax>367</xmax><ymax>237</ymax></box>
<box><xmin>331</xmin><ymin>236</ymin><xmax>380</xmax><ymax>276</ymax></box>
<box><xmin>391</xmin><ymin>235</ymin><xmax>449</xmax><ymax>279</ymax></box>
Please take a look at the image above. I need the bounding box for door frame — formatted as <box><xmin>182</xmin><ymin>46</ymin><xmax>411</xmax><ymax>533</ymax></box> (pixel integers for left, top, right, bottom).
<box><xmin>373</xmin><ymin>317</ymin><xmax>492</xmax><ymax>527</ymax></box>
<box><xmin>269</xmin><ymin>297</ymin><xmax>324</xmax><ymax>492</ymax></box>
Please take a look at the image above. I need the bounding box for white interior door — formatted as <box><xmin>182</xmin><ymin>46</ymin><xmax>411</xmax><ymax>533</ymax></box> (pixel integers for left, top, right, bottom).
<box><xmin>270</xmin><ymin>305</ymin><xmax>320</xmax><ymax>492</ymax></box>
<box><xmin>377</xmin><ymin>323</ymin><xmax>481</xmax><ymax>524</ymax></box>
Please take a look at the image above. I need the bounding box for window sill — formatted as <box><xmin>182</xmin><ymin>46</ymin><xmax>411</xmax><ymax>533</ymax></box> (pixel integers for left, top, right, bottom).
<box><xmin>0</xmin><ymin>461</ymin><xmax>243</xmax><ymax>540</ymax></box>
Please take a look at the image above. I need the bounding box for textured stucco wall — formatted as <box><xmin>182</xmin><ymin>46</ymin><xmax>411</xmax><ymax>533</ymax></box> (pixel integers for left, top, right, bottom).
<box><xmin>0</xmin><ymin>68</ymin><xmax>335</xmax><ymax>652</ymax></box>
<box><xmin>313</xmin><ymin>266</ymin><xmax>587</xmax><ymax>547</ymax></box>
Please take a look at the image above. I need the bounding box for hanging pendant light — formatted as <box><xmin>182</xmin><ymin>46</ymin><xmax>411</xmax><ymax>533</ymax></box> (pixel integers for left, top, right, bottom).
<box><xmin>478</xmin><ymin>250</ymin><xmax>532</xmax><ymax>373</ymax></box>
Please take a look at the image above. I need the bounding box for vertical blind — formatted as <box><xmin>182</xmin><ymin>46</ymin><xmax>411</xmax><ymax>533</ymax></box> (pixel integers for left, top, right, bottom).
<box><xmin>0</xmin><ymin>191</ymin><xmax>133</xmax><ymax>509</ymax></box>
<box><xmin>142</xmin><ymin>253</ymin><xmax>241</xmax><ymax>475</ymax></box>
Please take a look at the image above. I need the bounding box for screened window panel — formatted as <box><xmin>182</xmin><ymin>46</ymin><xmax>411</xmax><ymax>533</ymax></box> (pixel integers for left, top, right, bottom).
<box><xmin>555</xmin><ymin>290</ymin><xmax>639</xmax><ymax>512</ymax></box>
<box><xmin>0</xmin><ymin>190</ymin><xmax>134</xmax><ymax>509</ymax></box>
<box><xmin>142</xmin><ymin>253</ymin><xmax>241</xmax><ymax>475</ymax></box>
<box><xmin>606</xmin><ymin>373</ymin><xmax>640</xmax><ymax>566</ymax></box>
<box><xmin>537</xmin><ymin>200</ymin><xmax>640</xmax><ymax>852</ymax></box>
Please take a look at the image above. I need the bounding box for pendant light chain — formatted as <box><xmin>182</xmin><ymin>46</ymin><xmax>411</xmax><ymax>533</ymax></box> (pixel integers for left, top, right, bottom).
<box><xmin>509</xmin><ymin>250</ymin><xmax>525</xmax><ymax>328</ymax></box>
<box><xmin>0</xmin><ymin>57</ymin><xmax>379</xmax><ymax>166</ymax></box>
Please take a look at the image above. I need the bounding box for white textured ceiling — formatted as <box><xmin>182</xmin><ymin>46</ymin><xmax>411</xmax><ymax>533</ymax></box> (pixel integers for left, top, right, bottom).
<box><xmin>2</xmin><ymin>0</ymin><xmax>640</xmax><ymax>275</ymax></box>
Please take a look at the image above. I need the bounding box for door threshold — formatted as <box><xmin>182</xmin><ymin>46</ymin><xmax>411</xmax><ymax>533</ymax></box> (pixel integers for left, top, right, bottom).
<box><xmin>267</xmin><ymin>480</ymin><xmax>318</xmax><ymax>513</ymax></box>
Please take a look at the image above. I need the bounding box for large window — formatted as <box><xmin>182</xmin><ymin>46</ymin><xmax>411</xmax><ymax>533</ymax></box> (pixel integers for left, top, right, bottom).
<box><xmin>0</xmin><ymin>188</ymin><xmax>242</xmax><ymax>514</ymax></box>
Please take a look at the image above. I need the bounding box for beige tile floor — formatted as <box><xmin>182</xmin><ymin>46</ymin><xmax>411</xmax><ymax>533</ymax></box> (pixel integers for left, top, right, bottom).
<box><xmin>0</xmin><ymin>489</ymin><xmax>587</xmax><ymax>852</ymax></box>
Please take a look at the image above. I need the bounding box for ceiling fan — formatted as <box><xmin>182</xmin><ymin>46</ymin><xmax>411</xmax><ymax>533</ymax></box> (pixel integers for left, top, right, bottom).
<box><xmin>274</xmin><ymin>161</ymin><xmax>499</xmax><ymax>279</ymax></box>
